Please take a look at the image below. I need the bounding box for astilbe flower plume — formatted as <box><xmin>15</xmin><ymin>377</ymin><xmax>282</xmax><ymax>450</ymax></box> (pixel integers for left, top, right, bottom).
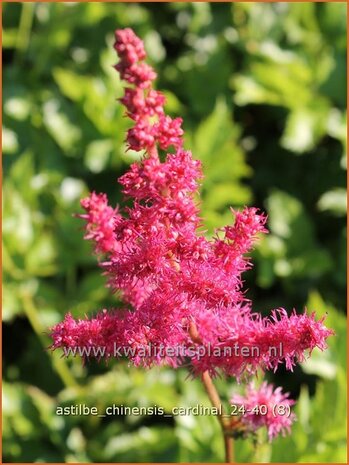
<box><xmin>50</xmin><ymin>28</ymin><xmax>333</xmax><ymax>442</ymax></box>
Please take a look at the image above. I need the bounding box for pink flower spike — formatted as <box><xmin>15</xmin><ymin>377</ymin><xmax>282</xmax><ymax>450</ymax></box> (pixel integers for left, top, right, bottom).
<box><xmin>114</xmin><ymin>28</ymin><xmax>183</xmax><ymax>154</ymax></box>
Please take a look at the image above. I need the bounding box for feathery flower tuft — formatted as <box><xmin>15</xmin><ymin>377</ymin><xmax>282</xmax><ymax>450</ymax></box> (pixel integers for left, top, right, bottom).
<box><xmin>231</xmin><ymin>382</ymin><xmax>296</xmax><ymax>441</ymax></box>
<box><xmin>79</xmin><ymin>192</ymin><xmax>121</xmax><ymax>254</ymax></box>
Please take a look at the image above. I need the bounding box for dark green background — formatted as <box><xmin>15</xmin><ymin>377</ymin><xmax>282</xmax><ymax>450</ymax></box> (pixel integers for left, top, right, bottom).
<box><xmin>3</xmin><ymin>2</ymin><xmax>347</xmax><ymax>462</ymax></box>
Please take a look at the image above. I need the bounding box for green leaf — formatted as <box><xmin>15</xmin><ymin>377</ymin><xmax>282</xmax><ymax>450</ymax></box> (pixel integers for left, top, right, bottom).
<box><xmin>281</xmin><ymin>106</ymin><xmax>328</xmax><ymax>153</ymax></box>
<box><xmin>317</xmin><ymin>188</ymin><xmax>347</xmax><ymax>216</ymax></box>
<box><xmin>43</xmin><ymin>99</ymin><xmax>81</xmax><ymax>154</ymax></box>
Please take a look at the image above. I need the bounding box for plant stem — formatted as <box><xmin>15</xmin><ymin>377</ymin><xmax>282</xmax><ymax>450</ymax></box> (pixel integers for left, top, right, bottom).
<box><xmin>189</xmin><ymin>321</ymin><xmax>234</xmax><ymax>463</ymax></box>
<box><xmin>201</xmin><ymin>370</ymin><xmax>234</xmax><ymax>463</ymax></box>
<box><xmin>21</xmin><ymin>291</ymin><xmax>79</xmax><ymax>389</ymax></box>
<box><xmin>15</xmin><ymin>2</ymin><xmax>35</xmax><ymax>64</ymax></box>
<box><xmin>224</xmin><ymin>434</ymin><xmax>234</xmax><ymax>464</ymax></box>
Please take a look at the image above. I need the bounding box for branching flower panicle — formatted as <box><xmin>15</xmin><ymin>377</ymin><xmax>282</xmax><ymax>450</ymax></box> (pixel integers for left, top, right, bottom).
<box><xmin>50</xmin><ymin>28</ymin><xmax>334</xmax><ymax>446</ymax></box>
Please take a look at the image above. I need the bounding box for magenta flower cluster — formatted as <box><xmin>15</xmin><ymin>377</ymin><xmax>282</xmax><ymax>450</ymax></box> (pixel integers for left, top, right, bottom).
<box><xmin>50</xmin><ymin>28</ymin><xmax>333</xmax><ymax>440</ymax></box>
<box><xmin>114</xmin><ymin>28</ymin><xmax>183</xmax><ymax>153</ymax></box>
<box><xmin>230</xmin><ymin>382</ymin><xmax>296</xmax><ymax>441</ymax></box>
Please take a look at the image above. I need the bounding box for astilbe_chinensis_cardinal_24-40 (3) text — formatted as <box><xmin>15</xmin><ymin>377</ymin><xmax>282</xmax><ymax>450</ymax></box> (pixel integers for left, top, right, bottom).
<box><xmin>49</xmin><ymin>28</ymin><xmax>334</xmax><ymax>461</ymax></box>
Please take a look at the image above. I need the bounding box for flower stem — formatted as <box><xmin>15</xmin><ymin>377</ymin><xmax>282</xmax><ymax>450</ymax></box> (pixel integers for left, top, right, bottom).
<box><xmin>201</xmin><ymin>370</ymin><xmax>234</xmax><ymax>463</ymax></box>
<box><xmin>189</xmin><ymin>321</ymin><xmax>234</xmax><ymax>463</ymax></box>
<box><xmin>21</xmin><ymin>291</ymin><xmax>78</xmax><ymax>389</ymax></box>
<box><xmin>15</xmin><ymin>2</ymin><xmax>35</xmax><ymax>64</ymax></box>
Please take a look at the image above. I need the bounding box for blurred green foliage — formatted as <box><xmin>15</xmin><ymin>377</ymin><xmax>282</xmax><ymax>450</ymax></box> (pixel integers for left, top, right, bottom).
<box><xmin>3</xmin><ymin>2</ymin><xmax>346</xmax><ymax>463</ymax></box>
